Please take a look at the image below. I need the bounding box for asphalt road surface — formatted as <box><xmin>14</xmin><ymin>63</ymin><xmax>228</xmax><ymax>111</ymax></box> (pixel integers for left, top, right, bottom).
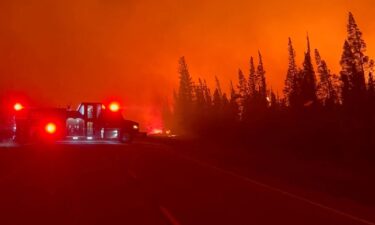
<box><xmin>0</xmin><ymin>139</ymin><xmax>373</xmax><ymax>225</ymax></box>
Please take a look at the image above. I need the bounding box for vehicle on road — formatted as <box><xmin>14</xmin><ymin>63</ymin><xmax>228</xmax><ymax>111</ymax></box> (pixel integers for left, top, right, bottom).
<box><xmin>11</xmin><ymin>102</ymin><xmax>140</xmax><ymax>144</ymax></box>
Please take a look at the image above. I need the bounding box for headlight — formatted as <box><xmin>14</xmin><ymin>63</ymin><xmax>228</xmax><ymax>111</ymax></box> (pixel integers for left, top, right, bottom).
<box><xmin>133</xmin><ymin>124</ymin><xmax>139</xmax><ymax>130</ymax></box>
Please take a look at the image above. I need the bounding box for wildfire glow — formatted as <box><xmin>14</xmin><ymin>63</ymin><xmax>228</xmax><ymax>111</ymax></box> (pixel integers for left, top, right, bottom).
<box><xmin>150</xmin><ymin>128</ymin><xmax>163</xmax><ymax>134</ymax></box>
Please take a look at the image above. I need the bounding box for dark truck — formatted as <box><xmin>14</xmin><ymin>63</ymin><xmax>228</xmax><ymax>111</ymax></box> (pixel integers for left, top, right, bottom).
<box><xmin>13</xmin><ymin>102</ymin><xmax>139</xmax><ymax>144</ymax></box>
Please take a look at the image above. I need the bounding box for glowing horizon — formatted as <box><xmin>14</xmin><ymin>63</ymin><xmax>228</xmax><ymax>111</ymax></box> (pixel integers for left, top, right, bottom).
<box><xmin>0</xmin><ymin>0</ymin><xmax>374</xmax><ymax>128</ymax></box>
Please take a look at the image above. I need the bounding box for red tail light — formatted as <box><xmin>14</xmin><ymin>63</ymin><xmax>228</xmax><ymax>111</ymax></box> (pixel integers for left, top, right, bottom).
<box><xmin>109</xmin><ymin>102</ymin><xmax>120</xmax><ymax>112</ymax></box>
<box><xmin>14</xmin><ymin>103</ymin><xmax>24</xmax><ymax>111</ymax></box>
<box><xmin>45</xmin><ymin>122</ymin><xmax>57</xmax><ymax>134</ymax></box>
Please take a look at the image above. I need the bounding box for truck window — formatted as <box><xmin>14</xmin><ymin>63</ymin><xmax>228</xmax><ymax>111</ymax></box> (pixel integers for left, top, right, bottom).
<box><xmin>78</xmin><ymin>105</ymin><xmax>85</xmax><ymax>116</ymax></box>
<box><xmin>87</xmin><ymin>105</ymin><xmax>94</xmax><ymax>119</ymax></box>
<box><xmin>96</xmin><ymin>105</ymin><xmax>102</xmax><ymax>118</ymax></box>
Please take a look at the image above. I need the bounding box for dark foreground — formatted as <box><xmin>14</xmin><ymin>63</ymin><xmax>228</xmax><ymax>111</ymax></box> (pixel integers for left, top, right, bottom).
<box><xmin>0</xmin><ymin>139</ymin><xmax>373</xmax><ymax>225</ymax></box>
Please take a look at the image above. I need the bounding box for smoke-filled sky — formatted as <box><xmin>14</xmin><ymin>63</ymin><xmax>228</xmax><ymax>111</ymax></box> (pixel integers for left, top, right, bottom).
<box><xmin>0</xmin><ymin>0</ymin><xmax>374</xmax><ymax>129</ymax></box>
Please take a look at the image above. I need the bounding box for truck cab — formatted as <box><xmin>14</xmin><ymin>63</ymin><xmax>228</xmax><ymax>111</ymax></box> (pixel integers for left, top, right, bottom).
<box><xmin>66</xmin><ymin>102</ymin><xmax>139</xmax><ymax>143</ymax></box>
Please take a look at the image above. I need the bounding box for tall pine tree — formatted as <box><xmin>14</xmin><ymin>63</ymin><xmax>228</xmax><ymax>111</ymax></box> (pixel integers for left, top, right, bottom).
<box><xmin>237</xmin><ymin>69</ymin><xmax>248</xmax><ymax>120</ymax></box>
<box><xmin>175</xmin><ymin>57</ymin><xmax>194</xmax><ymax>133</ymax></box>
<box><xmin>347</xmin><ymin>12</ymin><xmax>369</xmax><ymax>74</ymax></box>
<box><xmin>340</xmin><ymin>41</ymin><xmax>362</xmax><ymax>106</ymax></box>
<box><xmin>368</xmin><ymin>72</ymin><xmax>375</xmax><ymax>103</ymax></box>
<box><xmin>300</xmin><ymin>36</ymin><xmax>317</xmax><ymax>106</ymax></box>
<box><xmin>284</xmin><ymin>38</ymin><xmax>299</xmax><ymax>107</ymax></box>
<box><xmin>177</xmin><ymin>57</ymin><xmax>194</xmax><ymax>105</ymax></box>
<box><xmin>249</xmin><ymin>57</ymin><xmax>256</xmax><ymax>97</ymax></box>
<box><xmin>315</xmin><ymin>49</ymin><xmax>337</xmax><ymax>106</ymax></box>
<box><xmin>229</xmin><ymin>81</ymin><xmax>239</xmax><ymax>121</ymax></box>
<box><xmin>339</xmin><ymin>13</ymin><xmax>368</xmax><ymax>107</ymax></box>
<box><xmin>257</xmin><ymin>51</ymin><xmax>267</xmax><ymax>100</ymax></box>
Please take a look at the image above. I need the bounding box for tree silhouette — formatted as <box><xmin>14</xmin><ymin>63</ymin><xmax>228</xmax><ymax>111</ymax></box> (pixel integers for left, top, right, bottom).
<box><xmin>174</xmin><ymin>57</ymin><xmax>194</xmax><ymax>133</ymax></box>
<box><xmin>257</xmin><ymin>51</ymin><xmax>267</xmax><ymax>101</ymax></box>
<box><xmin>237</xmin><ymin>69</ymin><xmax>248</xmax><ymax>98</ymax></box>
<box><xmin>315</xmin><ymin>49</ymin><xmax>337</xmax><ymax>106</ymax></box>
<box><xmin>339</xmin><ymin>13</ymin><xmax>368</xmax><ymax>108</ymax></box>
<box><xmin>195</xmin><ymin>79</ymin><xmax>204</xmax><ymax>104</ymax></box>
<box><xmin>368</xmin><ymin>72</ymin><xmax>375</xmax><ymax>104</ymax></box>
<box><xmin>166</xmin><ymin>12</ymin><xmax>375</xmax><ymax>162</ymax></box>
<box><xmin>229</xmin><ymin>81</ymin><xmax>240</xmax><ymax>122</ymax></box>
<box><xmin>340</xmin><ymin>41</ymin><xmax>363</xmax><ymax>107</ymax></box>
<box><xmin>300</xmin><ymin>36</ymin><xmax>317</xmax><ymax>107</ymax></box>
<box><xmin>367</xmin><ymin>60</ymin><xmax>375</xmax><ymax>111</ymax></box>
<box><xmin>237</xmin><ymin>69</ymin><xmax>248</xmax><ymax>120</ymax></box>
<box><xmin>368</xmin><ymin>60</ymin><xmax>375</xmax><ymax>103</ymax></box>
<box><xmin>249</xmin><ymin>57</ymin><xmax>256</xmax><ymax>97</ymax></box>
<box><xmin>177</xmin><ymin>57</ymin><xmax>194</xmax><ymax>104</ymax></box>
<box><xmin>347</xmin><ymin>12</ymin><xmax>369</xmax><ymax>74</ymax></box>
<box><xmin>284</xmin><ymin>38</ymin><xmax>300</xmax><ymax>107</ymax></box>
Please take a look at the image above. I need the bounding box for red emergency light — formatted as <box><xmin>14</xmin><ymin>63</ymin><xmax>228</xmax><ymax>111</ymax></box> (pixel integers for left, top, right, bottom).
<box><xmin>45</xmin><ymin>122</ymin><xmax>57</xmax><ymax>134</ymax></box>
<box><xmin>14</xmin><ymin>103</ymin><xmax>24</xmax><ymax>111</ymax></box>
<box><xmin>109</xmin><ymin>102</ymin><xmax>120</xmax><ymax>112</ymax></box>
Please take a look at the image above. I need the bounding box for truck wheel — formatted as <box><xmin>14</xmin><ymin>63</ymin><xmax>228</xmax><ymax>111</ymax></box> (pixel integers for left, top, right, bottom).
<box><xmin>119</xmin><ymin>131</ymin><xmax>133</xmax><ymax>143</ymax></box>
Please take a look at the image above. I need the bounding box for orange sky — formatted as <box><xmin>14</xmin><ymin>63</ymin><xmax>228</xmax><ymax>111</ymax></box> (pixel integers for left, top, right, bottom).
<box><xmin>0</xmin><ymin>0</ymin><xmax>374</xmax><ymax>129</ymax></box>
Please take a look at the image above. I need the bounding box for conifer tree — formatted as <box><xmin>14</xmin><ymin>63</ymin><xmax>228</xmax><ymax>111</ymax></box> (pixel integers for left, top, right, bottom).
<box><xmin>347</xmin><ymin>12</ymin><xmax>369</xmax><ymax>74</ymax></box>
<box><xmin>249</xmin><ymin>57</ymin><xmax>256</xmax><ymax>97</ymax></box>
<box><xmin>237</xmin><ymin>69</ymin><xmax>248</xmax><ymax>119</ymax></box>
<box><xmin>237</xmin><ymin>69</ymin><xmax>248</xmax><ymax>98</ymax></box>
<box><xmin>175</xmin><ymin>57</ymin><xmax>194</xmax><ymax>133</ymax></box>
<box><xmin>195</xmin><ymin>79</ymin><xmax>206</xmax><ymax>108</ymax></box>
<box><xmin>284</xmin><ymin>38</ymin><xmax>299</xmax><ymax>106</ymax></box>
<box><xmin>257</xmin><ymin>51</ymin><xmax>267</xmax><ymax>99</ymax></box>
<box><xmin>340</xmin><ymin>72</ymin><xmax>350</xmax><ymax>106</ymax></box>
<box><xmin>300</xmin><ymin>36</ymin><xmax>317</xmax><ymax>106</ymax></box>
<box><xmin>368</xmin><ymin>72</ymin><xmax>375</xmax><ymax>107</ymax></box>
<box><xmin>315</xmin><ymin>49</ymin><xmax>337</xmax><ymax>105</ymax></box>
<box><xmin>339</xmin><ymin>13</ymin><xmax>367</xmax><ymax>107</ymax></box>
<box><xmin>340</xmin><ymin>41</ymin><xmax>361</xmax><ymax>106</ymax></box>
<box><xmin>229</xmin><ymin>81</ymin><xmax>239</xmax><ymax>121</ymax></box>
<box><xmin>177</xmin><ymin>57</ymin><xmax>194</xmax><ymax>105</ymax></box>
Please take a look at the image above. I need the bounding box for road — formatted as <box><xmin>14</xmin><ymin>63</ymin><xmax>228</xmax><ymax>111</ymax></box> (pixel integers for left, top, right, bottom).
<box><xmin>0</xmin><ymin>139</ymin><xmax>372</xmax><ymax>225</ymax></box>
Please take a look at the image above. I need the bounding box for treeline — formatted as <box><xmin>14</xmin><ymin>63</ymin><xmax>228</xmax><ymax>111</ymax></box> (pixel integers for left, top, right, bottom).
<box><xmin>164</xmin><ymin>13</ymin><xmax>375</xmax><ymax>158</ymax></box>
